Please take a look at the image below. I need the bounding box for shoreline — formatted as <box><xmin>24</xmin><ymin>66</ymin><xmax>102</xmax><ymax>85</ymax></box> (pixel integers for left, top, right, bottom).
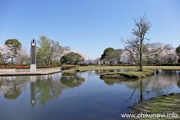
<box><xmin>128</xmin><ymin>93</ymin><xmax>180</xmax><ymax>120</ymax></box>
<box><xmin>99</xmin><ymin>69</ymin><xmax>154</xmax><ymax>79</ymax></box>
<box><xmin>0</xmin><ymin>66</ymin><xmax>180</xmax><ymax>76</ymax></box>
<box><xmin>63</xmin><ymin>66</ymin><xmax>180</xmax><ymax>74</ymax></box>
<box><xmin>0</xmin><ymin>67</ymin><xmax>61</xmax><ymax>76</ymax></box>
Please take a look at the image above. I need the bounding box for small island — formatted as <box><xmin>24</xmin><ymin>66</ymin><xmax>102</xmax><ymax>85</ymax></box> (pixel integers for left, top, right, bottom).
<box><xmin>100</xmin><ymin>69</ymin><xmax>154</xmax><ymax>79</ymax></box>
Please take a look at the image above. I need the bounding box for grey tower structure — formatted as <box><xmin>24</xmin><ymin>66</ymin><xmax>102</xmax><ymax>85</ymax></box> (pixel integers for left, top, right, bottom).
<box><xmin>30</xmin><ymin>39</ymin><xmax>37</xmax><ymax>72</ymax></box>
<box><xmin>31</xmin><ymin>39</ymin><xmax>36</xmax><ymax>64</ymax></box>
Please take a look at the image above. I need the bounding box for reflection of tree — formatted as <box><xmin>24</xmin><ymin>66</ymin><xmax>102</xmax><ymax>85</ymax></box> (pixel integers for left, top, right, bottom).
<box><xmin>36</xmin><ymin>75</ymin><xmax>63</xmax><ymax>105</ymax></box>
<box><xmin>100</xmin><ymin>78</ymin><xmax>124</xmax><ymax>85</ymax></box>
<box><xmin>101</xmin><ymin>70</ymin><xmax>180</xmax><ymax>113</ymax></box>
<box><xmin>0</xmin><ymin>74</ymin><xmax>87</xmax><ymax>106</ymax></box>
<box><xmin>35</xmin><ymin>75</ymin><xmax>86</xmax><ymax>105</ymax></box>
<box><xmin>120</xmin><ymin>72</ymin><xmax>178</xmax><ymax>113</ymax></box>
<box><xmin>140</xmin><ymin>80</ymin><xmax>143</xmax><ymax>103</ymax></box>
<box><xmin>125</xmin><ymin>70</ymin><xmax>179</xmax><ymax>104</ymax></box>
<box><xmin>60</xmin><ymin>76</ymin><xmax>85</xmax><ymax>88</ymax></box>
<box><xmin>0</xmin><ymin>76</ymin><xmax>29</xmax><ymax>100</ymax></box>
<box><xmin>100</xmin><ymin>77</ymin><xmax>139</xmax><ymax>86</ymax></box>
<box><xmin>4</xmin><ymin>84</ymin><xmax>21</xmax><ymax>100</ymax></box>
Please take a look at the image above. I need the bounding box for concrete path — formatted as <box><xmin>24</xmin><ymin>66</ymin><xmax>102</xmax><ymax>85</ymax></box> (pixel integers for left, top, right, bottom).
<box><xmin>0</xmin><ymin>67</ymin><xmax>61</xmax><ymax>76</ymax></box>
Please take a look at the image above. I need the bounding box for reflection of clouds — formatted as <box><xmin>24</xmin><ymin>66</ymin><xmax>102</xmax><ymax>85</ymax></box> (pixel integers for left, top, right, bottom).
<box><xmin>146</xmin><ymin>71</ymin><xmax>179</xmax><ymax>90</ymax></box>
<box><xmin>77</xmin><ymin>71</ymin><xmax>92</xmax><ymax>82</ymax></box>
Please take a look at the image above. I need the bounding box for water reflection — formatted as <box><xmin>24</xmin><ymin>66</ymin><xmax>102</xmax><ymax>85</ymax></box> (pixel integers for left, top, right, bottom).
<box><xmin>0</xmin><ymin>70</ymin><xmax>180</xmax><ymax>120</ymax></box>
<box><xmin>35</xmin><ymin>75</ymin><xmax>63</xmax><ymax>105</ymax></box>
<box><xmin>0</xmin><ymin>76</ymin><xmax>29</xmax><ymax>100</ymax></box>
<box><xmin>100</xmin><ymin>70</ymin><xmax>180</xmax><ymax>104</ymax></box>
<box><xmin>0</xmin><ymin>74</ymin><xmax>87</xmax><ymax>107</ymax></box>
<box><xmin>60</xmin><ymin>76</ymin><xmax>85</xmax><ymax>88</ymax></box>
<box><xmin>30</xmin><ymin>77</ymin><xmax>36</xmax><ymax>107</ymax></box>
<box><xmin>4</xmin><ymin>84</ymin><xmax>21</xmax><ymax>100</ymax></box>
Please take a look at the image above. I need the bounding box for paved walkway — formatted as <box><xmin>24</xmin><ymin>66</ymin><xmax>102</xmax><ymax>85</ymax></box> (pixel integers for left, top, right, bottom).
<box><xmin>0</xmin><ymin>67</ymin><xmax>61</xmax><ymax>76</ymax></box>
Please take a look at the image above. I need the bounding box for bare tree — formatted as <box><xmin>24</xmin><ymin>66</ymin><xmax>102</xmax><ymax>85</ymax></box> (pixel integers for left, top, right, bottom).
<box><xmin>123</xmin><ymin>15</ymin><xmax>151</xmax><ymax>71</ymax></box>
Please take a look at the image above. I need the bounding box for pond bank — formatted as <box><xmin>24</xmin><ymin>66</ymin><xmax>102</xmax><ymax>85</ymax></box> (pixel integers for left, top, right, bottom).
<box><xmin>129</xmin><ymin>93</ymin><xmax>180</xmax><ymax>120</ymax></box>
<box><xmin>62</xmin><ymin>66</ymin><xmax>137</xmax><ymax>73</ymax></box>
<box><xmin>100</xmin><ymin>69</ymin><xmax>154</xmax><ymax>79</ymax></box>
<box><xmin>62</xmin><ymin>66</ymin><xmax>180</xmax><ymax>74</ymax></box>
<box><xmin>0</xmin><ymin>67</ymin><xmax>61</xmax><ymax>76</ymax></box>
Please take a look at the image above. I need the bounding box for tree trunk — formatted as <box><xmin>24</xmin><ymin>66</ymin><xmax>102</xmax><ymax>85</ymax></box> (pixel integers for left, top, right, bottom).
<box><xmin>140</xmin><ymin>80</ymin><xmax>143</xmax><ymax>103</ymax></box>
<box><xmin>139</xmin><ymin>40</ymin><xmax>143</xmax><ymax>71</ymax></box>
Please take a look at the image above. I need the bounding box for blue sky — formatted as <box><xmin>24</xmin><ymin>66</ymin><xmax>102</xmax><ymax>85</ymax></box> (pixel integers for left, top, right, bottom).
<box><xmin>0</xmin><ymin>0</ymin><xmax>180</xmax><ymax>59</ymax></box>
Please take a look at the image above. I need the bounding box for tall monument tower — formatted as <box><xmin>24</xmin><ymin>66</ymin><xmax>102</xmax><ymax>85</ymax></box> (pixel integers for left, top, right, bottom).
<box><xmin>30</xmin><ymin>39</ymin><xmax>36</xmax><ymax>72</ymax></box>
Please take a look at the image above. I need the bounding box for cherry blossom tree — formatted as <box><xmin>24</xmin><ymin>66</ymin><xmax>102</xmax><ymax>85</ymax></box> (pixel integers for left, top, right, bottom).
<box><xmin>0</xmin><ymin>45</ymin><xmax>13</xmax><ymax>64</ymax></box>
<box><xmin>15</xmin><ymin>47</ymin><xmax>30</xmax><ymax>64</ymax></box>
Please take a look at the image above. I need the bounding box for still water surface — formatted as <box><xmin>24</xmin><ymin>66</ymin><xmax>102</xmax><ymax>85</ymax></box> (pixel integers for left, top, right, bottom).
<box><xmin>0</xmin><ymin>70</ymin><xmax>180</xmax><ymax>120</ymax></box>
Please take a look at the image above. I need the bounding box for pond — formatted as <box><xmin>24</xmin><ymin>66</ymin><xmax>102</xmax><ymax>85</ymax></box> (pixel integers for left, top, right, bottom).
<box><xmin>0</xmin><ymin>69</ymin><xmax>180</xmax><ymax>120</ymax></box>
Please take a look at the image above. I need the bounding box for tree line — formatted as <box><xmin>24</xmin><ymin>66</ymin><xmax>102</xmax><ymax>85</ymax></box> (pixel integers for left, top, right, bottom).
<box><xmin>99</xmin><ymin>15</ymin><xmax>180</xmax><ymax>68</ymax></box>
<box><xmin>0</xmin><ymin>36</ymin><xmax>84</xmax><ymax>65</ymax></box>
<box><xmin>99</xmin><ymin>43</ymin><xmax>179</xmax><ymax>65</ymax></box>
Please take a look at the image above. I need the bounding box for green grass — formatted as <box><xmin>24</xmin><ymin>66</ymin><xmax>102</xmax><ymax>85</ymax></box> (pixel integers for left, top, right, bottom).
<box><xmin>62</xmin><ymin>66</ymin><xmax>180</xmax><ymax>74</ymax></box>
<box><xmin>148</xmin><ymin>94</ymin><xmax>180</xmax><ymax>115</ymax></box>
<box><xmin>100</xmin><ymin>69</ymin><xmax>154</xmax><ymax>79</ymax></box>
<box><xmin>131</xmin><ymin>93</ymin><xmax>180</xmax><ymax>120</ymax></box>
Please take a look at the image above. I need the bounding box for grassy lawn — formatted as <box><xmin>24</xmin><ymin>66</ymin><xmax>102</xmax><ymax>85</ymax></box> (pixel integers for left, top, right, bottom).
<box><xmin>62</xmin><ymin>66</ymin><xmax>137</xmax><ymax>73</ymax></box>
<box><xmin>100</xmin><ymin>69</ymin><xmax>154</xmax><ymax>79</ymax></box>
<box><xmin>142</xmin><ymin>66</ymin><xmax>180</xmax><ymax>70</ymax></box>
<box><xmin>130</xmin><ymin>93</ymin><xmax>180</xmax><ymax>120</ymax></box>
<box><xmin>62</xmin><ymin>66</ymin><xmax>180</xmax><ymax>73</ymax></box>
